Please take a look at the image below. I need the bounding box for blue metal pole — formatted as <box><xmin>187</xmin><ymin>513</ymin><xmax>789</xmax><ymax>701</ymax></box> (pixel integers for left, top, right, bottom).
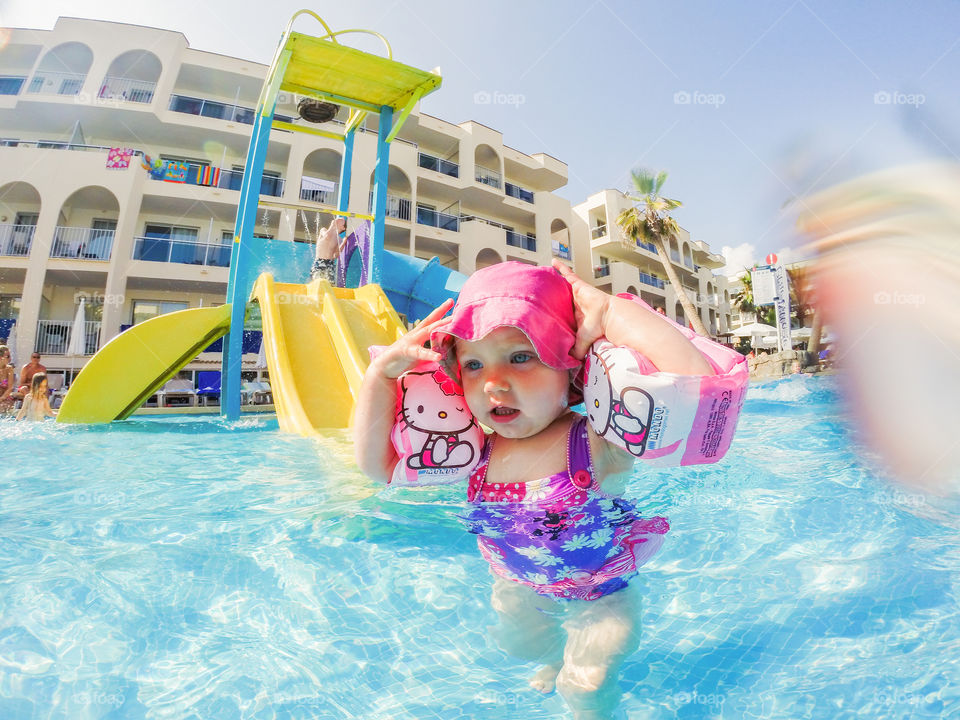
<box><xmin>338</xmin><ymin>128</ymin><xmax>354</xmax><ymax>213</ymax></box>
<box><xmin>369</xmin><ymin>105</ymin><xmax>393</xmax><ymax>285</ymax></box>
<box><xmin>222</xmin><ymin>105</ymin><xmax>276</xmax><ymax>421</ymax></box>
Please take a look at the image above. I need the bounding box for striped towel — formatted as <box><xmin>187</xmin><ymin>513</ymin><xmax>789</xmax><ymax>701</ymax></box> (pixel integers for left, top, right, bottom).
<box><xmin>197</xmin><ymin>166</ymin><xmax>222</xmax><ymax>186</ymax></box>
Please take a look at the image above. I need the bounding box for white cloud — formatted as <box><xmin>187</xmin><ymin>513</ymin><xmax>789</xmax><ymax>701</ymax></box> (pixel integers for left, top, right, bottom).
<box><xmin>719</xmin><ymin>243</ymin><xmax>756</xmax><ymax>278</ymax></box>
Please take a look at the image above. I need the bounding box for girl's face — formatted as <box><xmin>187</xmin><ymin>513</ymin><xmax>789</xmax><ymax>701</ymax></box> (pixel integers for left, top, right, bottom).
<box><xmin>38</xmin><ymin>379</ymin><xmax>47</xmax><ymax>394</ymax></box>
<box><xmin>457</xmin><ymin>326</ymin><xmax>569</xmax><ymax>439</ymax></box>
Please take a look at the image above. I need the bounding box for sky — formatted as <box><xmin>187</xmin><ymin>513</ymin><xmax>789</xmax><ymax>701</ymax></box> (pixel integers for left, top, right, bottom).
<box><xmin>2</xmin><ymin>0</ymin><xmax>958</xmax><ymax>276</ymax></box>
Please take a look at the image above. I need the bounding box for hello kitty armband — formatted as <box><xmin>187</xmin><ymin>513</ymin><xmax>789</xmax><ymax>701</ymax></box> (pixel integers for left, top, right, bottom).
<box><xmin>369</xmin><ymin>348</ymin><xmax>484</xmax><ymax>486</ymax></box>
<box><xmin>583</xmin><ymin>295</ymin><xmax>749</xmax><ymax>466</ymax></box>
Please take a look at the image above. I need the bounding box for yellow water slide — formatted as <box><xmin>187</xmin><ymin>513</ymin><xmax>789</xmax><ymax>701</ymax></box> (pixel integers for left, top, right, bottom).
<box><xmin>57</xmin><ymin>304</ymin><xmax>232</xmax><ymax>423</ymax></box>
<box><xmin>58</xmin><ymin>276</ymin><xmax>405</xmax><ymax>432</ymax></box>
<box><xmin>251</xmin><ymin>274</ymin><xmax>405</xmax><ymax>435</ymax></box>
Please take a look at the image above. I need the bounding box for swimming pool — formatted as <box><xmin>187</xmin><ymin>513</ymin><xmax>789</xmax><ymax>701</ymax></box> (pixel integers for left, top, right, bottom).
<box><xmin>1</xmin><ymin>375</ymin><xmax>957</xmax><ymax>719</ymax></box>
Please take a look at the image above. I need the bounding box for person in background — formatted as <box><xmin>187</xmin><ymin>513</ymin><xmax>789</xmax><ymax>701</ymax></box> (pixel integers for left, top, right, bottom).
<box><xmin>309</xmin><ymin>216</ymin><xmax>347</xmax><ymax>284</ymax></box>
<box><xmin>0</xmin><ymin>345</ymin><xmax>15</xmax><ymax>411</ymax></box>
<box><xmin>17</xmin><ymin>352</ymin><xmax>46</xmax><ymax>396</ymax></box>
<box><xmin>16</xmin><ymin>372</ymin><xmax>56</xmax><ymax>421</ymax></box>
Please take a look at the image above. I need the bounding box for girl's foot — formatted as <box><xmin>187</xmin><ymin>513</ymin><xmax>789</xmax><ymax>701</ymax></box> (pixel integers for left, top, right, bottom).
<box><xmin>529</xmin><ymin>664</ymin><xmax>562</xmax><ymax>693</ymax></box>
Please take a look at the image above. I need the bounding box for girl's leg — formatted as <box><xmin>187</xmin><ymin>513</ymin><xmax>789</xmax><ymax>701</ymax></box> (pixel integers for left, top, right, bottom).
<box><xmin>488</xmin><ymin>577</ymin><xmax>566</xmax><ymax>691</ymax></box>
<box><xmin>555</xmin><ymin>583</ymin><xmax>642</xmax><ymax>720</ymax></box>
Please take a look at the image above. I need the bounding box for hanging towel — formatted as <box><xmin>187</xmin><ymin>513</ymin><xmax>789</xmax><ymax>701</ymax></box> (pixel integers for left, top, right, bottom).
<box><xmin>197</xmin><ymin>166</ymin><xmax>222</xmax><ymax>186</ymax></box>
<box><xmin>163</xmin><ymin>161</ymin><xmax>189</xmax><ymax>183</ymax></box>
<box><xmin>106</xmin><ymin>147</ymin><xmax>134</xmax><ymax>169</ymax></box>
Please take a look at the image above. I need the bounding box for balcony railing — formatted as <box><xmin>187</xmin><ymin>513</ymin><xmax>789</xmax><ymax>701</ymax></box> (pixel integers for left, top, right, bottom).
<box><xmin>147</xmin><ymin>163</ymin><xmax>285</xmax><ymax>197</ymax></box>
<box><xmin>505</xmin><ymin>230</ymin><xmax>536</xmax><ymax>252</ymax></box>
<box><xmin>418</xmin><ymin>152</ymin><xmax>459</xmax><ymax>178</ymax></box>
<box><xmin>369</xmin><ymin>192</ymin><xmax>412</xmax><ymax>221</ymax></box>
<box><xmin>475</xmin><ymin>165</ymin><xmax>502</xmax><ymax>189</ymax></box>
<box><xmin>28</xmin><ymin>71</ymin><xmax>86</xmax><ymax>96</ymax></box>
<box><xmin>0</xmin><ymin>224</ymin><xmax>35</xmax><ymax>256</ymax></box>
<box><xmin>638</xmin><ymin>272</ymin><xmax>665</xmax><ymax>290</ymax></box>
<box><xmin>416</xmin><ymin>206</ymin><xmax>459</xmax><ymax>232</ymax></box>
<box><xmin>168</xmin><ymin>94</ymin><xmax>293</xmax><ymax>126</ymax></box>
<box><xmin>35</xmin><ymin>320</ymin><xmax>101</xmax><ymax>355</ymax></box>
<box><xmin>591</xmin><ymin>225</ymin><xmax>607</xmax><ymax>240</ymax></box>
<box><xmin>504</xmin><ymin>181</ymin><xmax>534</xmax><ymax>203</ymax></box>
<box><xmin>684</xmin><ymin>257</ymin><xmax>694</xmax><ymax>268</ymax></box>
<box><xmin>98</xmin><ymin>76</ymin><xmax>156</xmax><ymax>104</ymax></box>
<box><xmin>132</xmin><ymin>237</ymin><xmax>231</xmax><ymax>267</ymax></box>
<box><xmin>636</xmin><ymin>239</ymin><xmax>657</xmax><ymax>254</ymax></box>
<box><xmin>299</xmin><ymin>186</ymin><xmax>335</xmax><ymax>205</ymax></box>
<box><xmin>552</xmin><ymin>241</ymin><xmax>572</xmax><ymax>260</ymax></box>
<box><xmin>670</xmin><ymin>250</ymin><xmax>681</xmax><ymax>263</ymax></box>
<box><xmin>50</xmin><ymin>226</ymin><xmax>115</xmax><ymax>260</ymax></box>
<box><xmin>594</xmin><ymin>265</ymin><xmax>611</xmax><ymax>278</ymax></box>
<box><xmin>0</xmin><ymin>76</ymin><xmax>26</xmax><ymax>96</ymax></box>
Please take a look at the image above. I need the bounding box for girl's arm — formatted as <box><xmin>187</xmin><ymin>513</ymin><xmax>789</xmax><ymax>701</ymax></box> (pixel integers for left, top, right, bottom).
<box><xmin>554</xmin><ymin>261</ymin><xmax>714</xmax><ymax>479</ymax></box>
<box><xmin>354</xmin><ymin>299</ymin><xmax>453</xmax><ymax>483</ymax></box>
<box><xmin>15</xmin><ymin>395</ymin><xmax>30</xmax><ymax>421</ymax></box>
<box><xmin>43</xmin><ymin>397</ymin><xmax>57</xmax><ymax>418</ymax></box>
<box><xmin>554</xmin><ymin>260</ymin><xmax>712</xmax><ymax>375</ymax></box>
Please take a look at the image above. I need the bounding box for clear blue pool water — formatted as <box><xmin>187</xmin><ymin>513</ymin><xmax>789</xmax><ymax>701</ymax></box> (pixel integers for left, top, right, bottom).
<box><xmin>1</xmin><ymin>375</ymin><xmax>958</xmax><ymax>719</ymax></box>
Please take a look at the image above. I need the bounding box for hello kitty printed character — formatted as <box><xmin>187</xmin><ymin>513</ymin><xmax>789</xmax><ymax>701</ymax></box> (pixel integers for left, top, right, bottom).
<box><xmin>584</xmin><ymin>341</ymin><xmax>654</xmax><ymax>457</ymax></box>
<box><xmin>390</xmin><ymin>362</ymin><xmax>483</xmax><ymax>485</ymax></box>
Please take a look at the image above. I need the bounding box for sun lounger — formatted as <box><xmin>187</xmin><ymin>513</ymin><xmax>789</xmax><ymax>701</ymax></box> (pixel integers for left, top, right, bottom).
<box><xmin>157</xmin><ymin>378</ymin><xmax>197</xmax><ymax>407</ymax></box>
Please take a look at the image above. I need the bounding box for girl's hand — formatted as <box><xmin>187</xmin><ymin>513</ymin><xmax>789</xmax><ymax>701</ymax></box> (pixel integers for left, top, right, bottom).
<box><xmin>371</xmin><ymin>299</ymin><xmax>454</xmax><ymax>378</ymax></box>
<box><xmin>552</xmin><ymin>260</ymin><xmax>612</xmax><ymax>358</ymax></box>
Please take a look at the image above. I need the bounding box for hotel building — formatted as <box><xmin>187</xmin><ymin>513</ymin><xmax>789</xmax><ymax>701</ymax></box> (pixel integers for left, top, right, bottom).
<box><xmin>0</xmin><ymin>17</ymin><xmax>731</xmax><ymax>379</ymax></box>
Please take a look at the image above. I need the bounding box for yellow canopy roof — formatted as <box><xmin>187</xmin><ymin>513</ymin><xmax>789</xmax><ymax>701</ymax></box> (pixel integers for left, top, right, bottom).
<box><xmin>278</xmin><ymin>31</ymin><xmax>441</xmax><ymax>112</ymax></box>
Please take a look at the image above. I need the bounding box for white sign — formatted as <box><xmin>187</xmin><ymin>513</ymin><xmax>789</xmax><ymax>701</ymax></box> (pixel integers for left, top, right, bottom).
<box><xmin>752</xmin><ymin>266</ymin><xmax>777</xmax><ymax>306</ymax></box>
<box><xmin>773</xmin><ymin>265</ymin><xmax>792</xmax><ymax>352</ymax></box>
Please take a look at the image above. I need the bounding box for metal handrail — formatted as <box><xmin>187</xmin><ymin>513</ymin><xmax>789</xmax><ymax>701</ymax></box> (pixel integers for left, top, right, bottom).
<box><xmin>35</xmin><ymin>320</ymin><xmax>101</xmax><ymax>355</ymax></box>
<box><xmin>0</xmin><ymin>224</ymin><xmax>35</xmax><ymax>256</ymax></box>
<box><xmin>132</xmin><ymin>237</ymin><xmax>231</xmax><ymax>267</ymax></box>
<box><xmin>50</xmin><ymin>226</ymin><xmax>115</xmax><ymax>260</ymax></box>
<box><xmin>98</xmin><ymin>76</ymin><xmax>156</xmax><ymax>104</ymax></box>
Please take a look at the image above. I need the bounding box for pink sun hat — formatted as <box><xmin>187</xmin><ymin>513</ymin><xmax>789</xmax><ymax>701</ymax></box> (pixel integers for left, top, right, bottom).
<box><xmin>430</xmin><ymin>261</ymin><xmax>581</xmax><ymax>376</ymax></box>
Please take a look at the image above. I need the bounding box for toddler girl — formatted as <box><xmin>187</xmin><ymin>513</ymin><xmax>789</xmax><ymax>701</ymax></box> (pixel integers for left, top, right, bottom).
<box><xmin>16</xmin><ymin>372</ymin><xmax>57</xmax><ymax>421</ymax></box>
<box><xmin>355</xmin><ymin>261</ymin><xmax>717</xmax><ymax>719</ymax></box>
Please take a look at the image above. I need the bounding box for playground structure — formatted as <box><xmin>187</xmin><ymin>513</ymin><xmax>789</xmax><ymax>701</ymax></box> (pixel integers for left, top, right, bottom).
<box><xmin>57</xmin><ymin>11</ymin><xmax>468</xmax><ymax>434</ymax></box>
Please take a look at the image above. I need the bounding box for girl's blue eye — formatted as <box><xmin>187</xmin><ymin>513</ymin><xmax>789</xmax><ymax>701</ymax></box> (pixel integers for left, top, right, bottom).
<box><xmin>462</xmin><ymin>359</ymin><xmax>482</xmax><ymax>371</ymax></box>
<box><xmin>511</xmin><ymin>352</ymin><xmax>533</xmax><ymax>364</ymax></box>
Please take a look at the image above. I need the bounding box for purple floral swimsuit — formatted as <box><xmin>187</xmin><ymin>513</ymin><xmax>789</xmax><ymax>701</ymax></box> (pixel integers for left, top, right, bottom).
<box><xmin>461</xmin><ymin>416</ymin><xmax>669</xmax><ymax>601</ymax></box>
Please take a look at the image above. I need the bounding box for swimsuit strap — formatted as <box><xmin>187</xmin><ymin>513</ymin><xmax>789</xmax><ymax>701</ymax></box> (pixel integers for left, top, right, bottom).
<box><xmin>566</xmin><ymin>415</ymin><xmax>600</xmax><ymax>492</ymax></box>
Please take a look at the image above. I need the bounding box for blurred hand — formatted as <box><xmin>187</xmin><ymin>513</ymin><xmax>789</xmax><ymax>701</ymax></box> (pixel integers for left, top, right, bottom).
<box><xmin>371</xmin><ymin>299</ymin><xmax>453</xmax><ymax>378</ymax></box>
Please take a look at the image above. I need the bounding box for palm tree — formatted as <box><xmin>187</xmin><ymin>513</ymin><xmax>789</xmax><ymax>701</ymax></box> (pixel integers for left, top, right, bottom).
<box><xmin>616</xmin><ymin>169</ymin><xmax>709</xmax><ymax>336</ymax></box>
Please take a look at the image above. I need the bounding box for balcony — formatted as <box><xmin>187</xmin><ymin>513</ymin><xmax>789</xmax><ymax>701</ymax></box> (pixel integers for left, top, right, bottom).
<box><xmin>35</xmin><ymin>320</ymin><xmax>101</xmax><ymax>355</ymax></box>
<box><xmin>416</xmin><ymin>206</ymin><xmax>459</xmax><ymax>232</ymax></box>
<box><xmin>147</xmin><ymin>163</ymin><xmax>285</xmax><ymax>197</ymax></box>
<box><xmin>27</xmin><ymin>71</ymin><xmax>86</xmax><ymax>96</ymax></box>
<box><xmin>300</xmin><ymin>180</ymin><xmax>336</xmax><ymax>205</ymax></box>
<box><xmin>638</xmin><ymin>272</ymin><xmax>665</xmax><ymax>290</ymax></box>
<box><xmin>552</xmin><ymin>240</ymin><xmax>572</xmax><ymax>261</ymax></box>
<box><xmin>505</xmin><ymin>230</ymin><xmax>536</xmax><ymax>252</ymax></box>
<box><xmin>50</xmin><ymin>226</ymin><xmax>114</xmax><ymax>261</ymax></box>
<box><xmin>369</xmin><ymin>192</ymin><xmax>412</xmax><ymax>221</ymax></box>
<box><xmin>168</xmin><ymin>94</ymin><xmax>293</xmax><ymax>126</ymax></box>
<box><xmin>132</xmin><ymin>237</ymin><xmax>231</xmax><ymax>267</ymax></box>
<box><xmin>591</xmin><ymin>225</ymin><xmax>607</xmax><ymax>240</ymax></box>
<box><xmin>475</xmin><ymin>165</ymin><xmax>502</xmax><ymax>190</ymax></box>
<box><xmin>0</xmin><ymin>76</ymin><xmax>26</xmax><ymax>96</ymax></box>
<box><xmin>594</xmin><ymin>265</ymin><xmax>611</xmax><ymax>278</ymax></box>
<box><xmin>636</xmin><ymin>239</ymin><xmax>657</xmax><ymax>254</ymax></box>
<box><xmin>98</xmin><ymin>76</ymin><xmax>156</xmax><ymax>104</ymax></box>
<box><xmin>418</xmin><ymin>152</ymin><xmax>459</xmax><ymax>178</ymax></box>
<box><xmin>0</xmin><ymin>224</ymin><xmax>35</xmax><ymax>257</ymax></box>
<box><xmin>504</xmin><ymin>182</ymin><xmax>534</xmax><ymax>204</ymax></box>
